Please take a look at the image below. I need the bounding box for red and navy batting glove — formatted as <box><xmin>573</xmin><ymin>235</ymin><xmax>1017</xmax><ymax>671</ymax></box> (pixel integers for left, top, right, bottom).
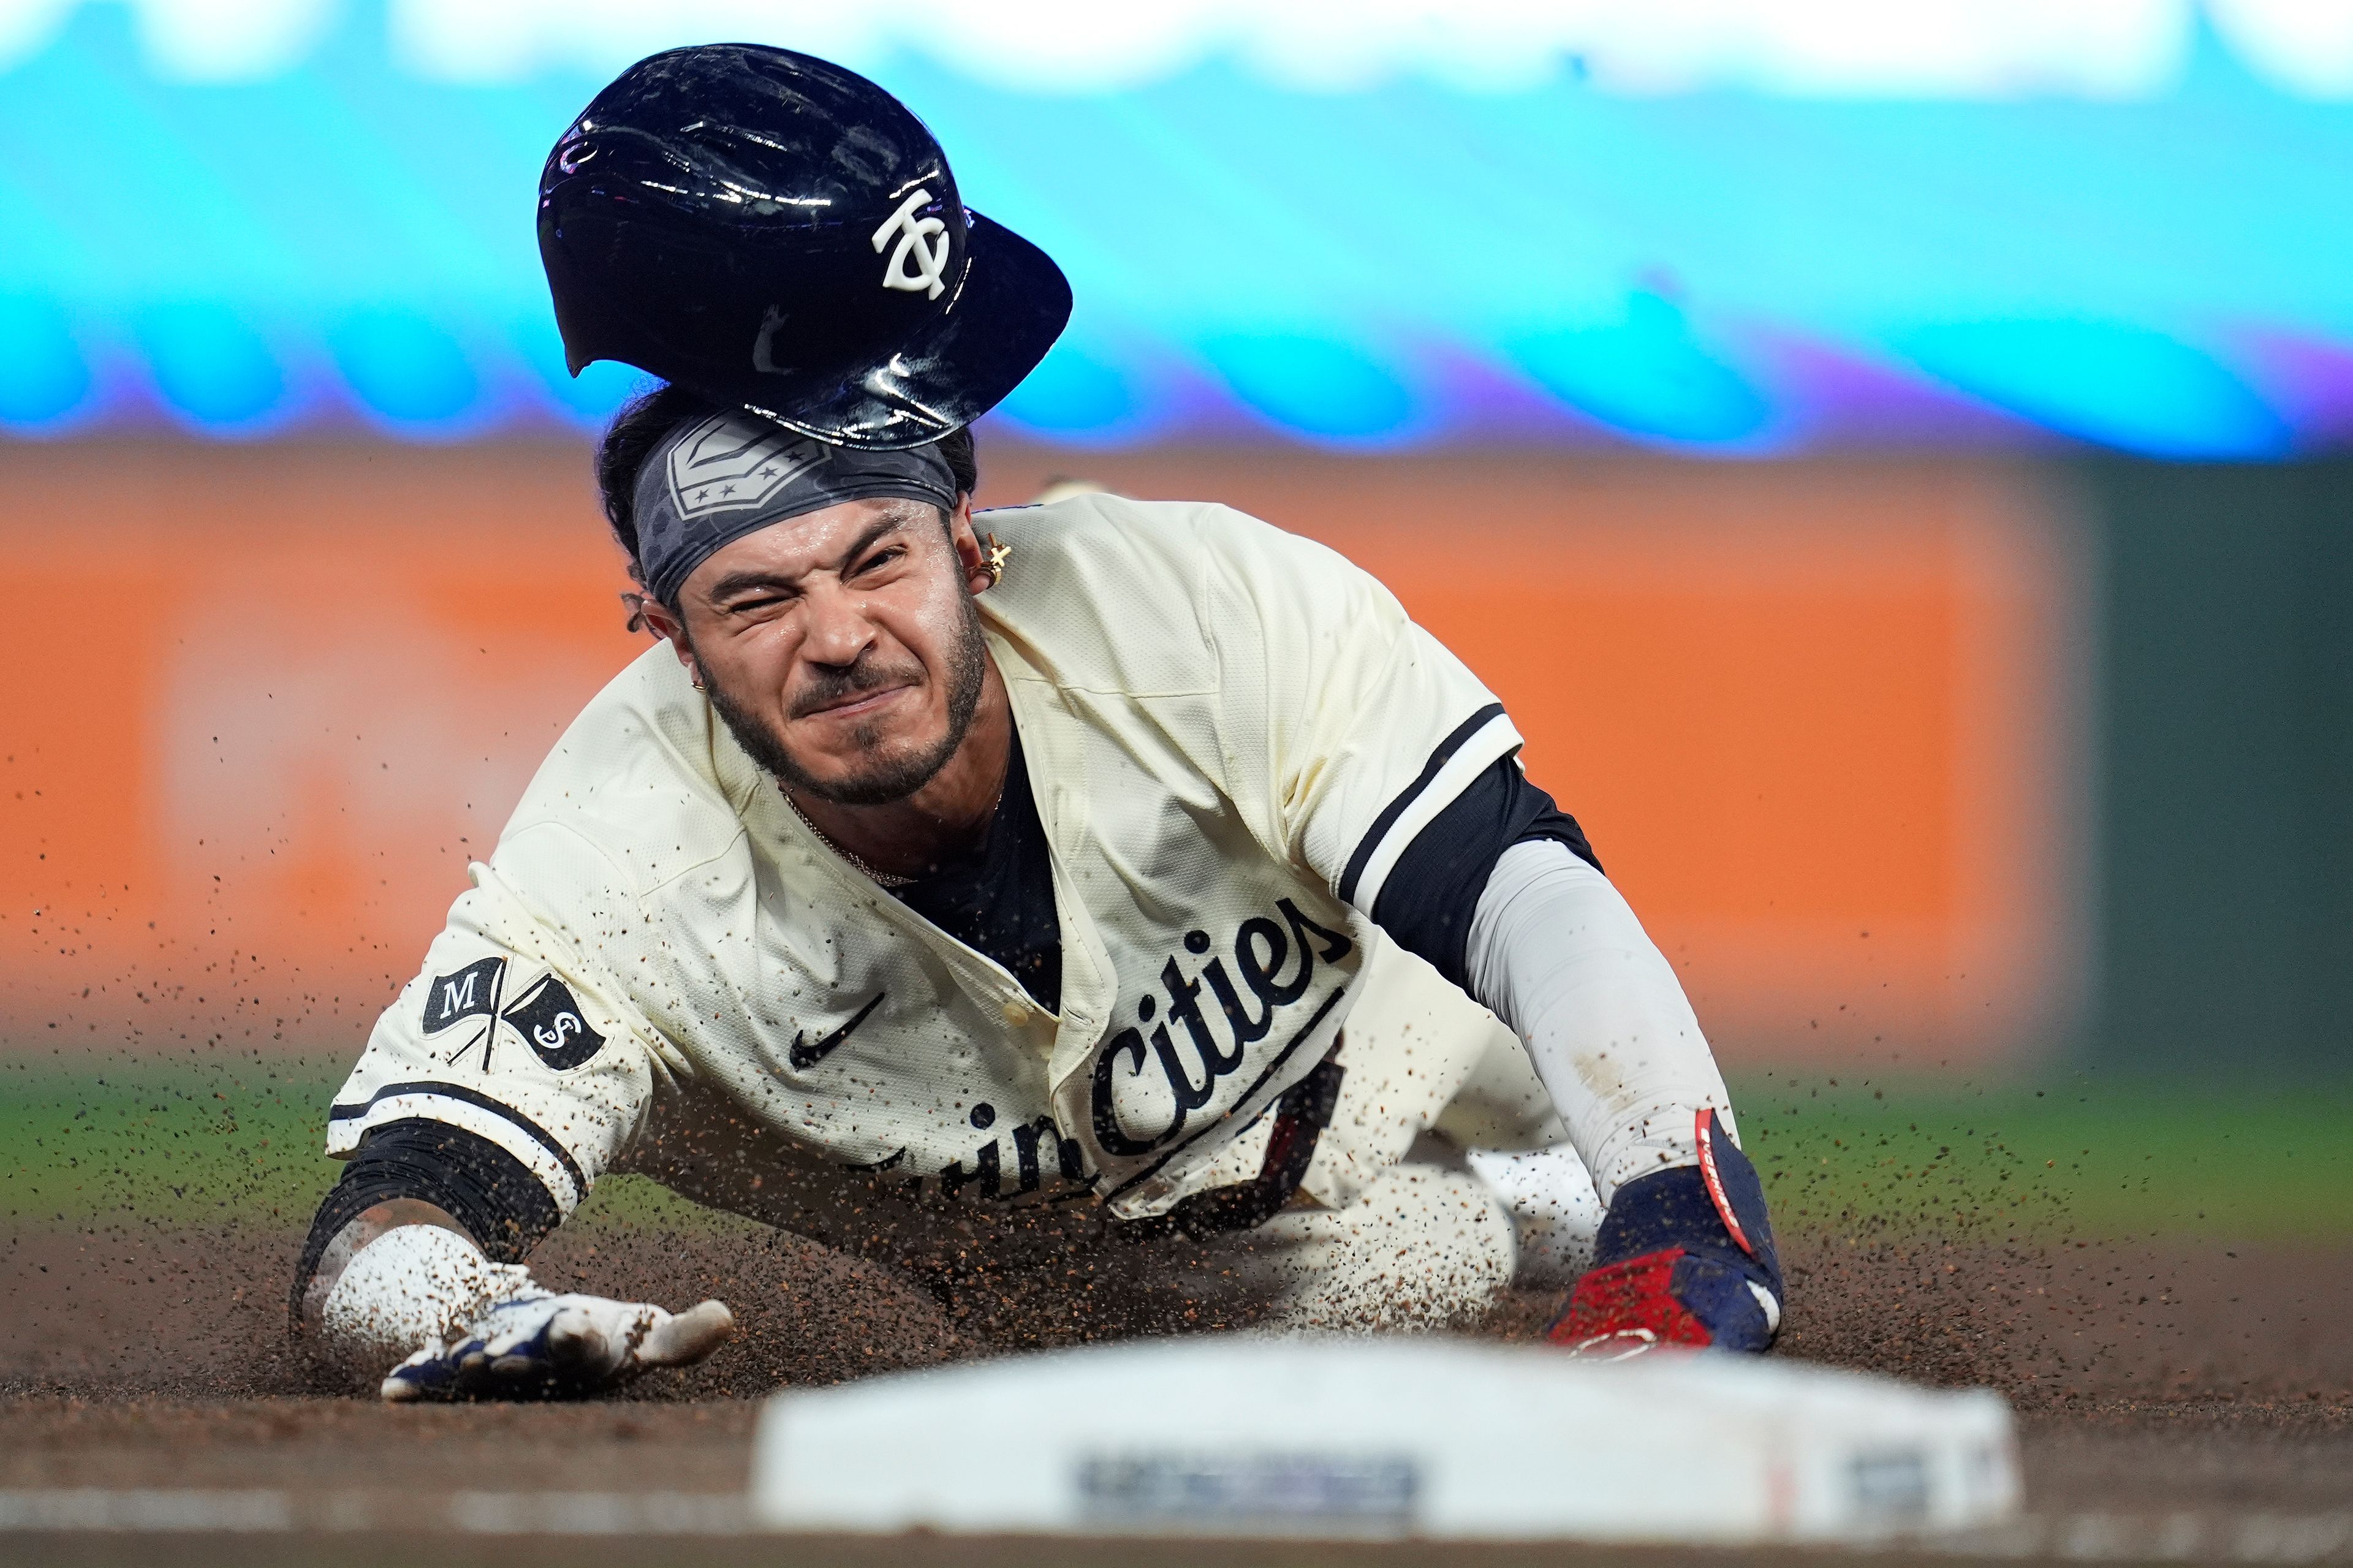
<box><xmin>1547</xmin><ymin>1108</ymin><xmax>1783</xmax><ymax>1357</ymax></box>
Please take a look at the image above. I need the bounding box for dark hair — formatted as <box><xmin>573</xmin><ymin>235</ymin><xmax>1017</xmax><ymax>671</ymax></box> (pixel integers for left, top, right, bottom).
<box><xmin>594</xmin><ymin>381</ymin><xmax>980</xmax><ymax>584</ymax></box>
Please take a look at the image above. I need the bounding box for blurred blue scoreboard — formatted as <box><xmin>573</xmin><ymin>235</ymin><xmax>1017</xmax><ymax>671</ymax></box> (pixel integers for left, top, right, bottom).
<box><xmin>4</xmin><ymin>1</ymin><xmax>2352</xmax><ymax>456</ymax></box>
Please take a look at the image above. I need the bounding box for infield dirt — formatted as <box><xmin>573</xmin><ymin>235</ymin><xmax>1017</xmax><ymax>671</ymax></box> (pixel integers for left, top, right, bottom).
<box><xmin>4</xmin><ymin>1220</ymin><xmax>2348</xmax><ymax>1519</ymax></box>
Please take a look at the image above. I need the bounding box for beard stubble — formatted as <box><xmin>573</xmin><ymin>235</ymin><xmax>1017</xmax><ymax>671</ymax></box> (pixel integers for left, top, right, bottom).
<box><xmin>694</xmin><ymin>585</ymin><xmax>990</xmax><ymax>808</ymax></box>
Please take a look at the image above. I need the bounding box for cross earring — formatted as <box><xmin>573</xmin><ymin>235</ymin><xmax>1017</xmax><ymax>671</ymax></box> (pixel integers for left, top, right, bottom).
<box><xmin>980</xmin><ymin>532</ymin><xmax>1012</xmax><ymax>588</ymax></box>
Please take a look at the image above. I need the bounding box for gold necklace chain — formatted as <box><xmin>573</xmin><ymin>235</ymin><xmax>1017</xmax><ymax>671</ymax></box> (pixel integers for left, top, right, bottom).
<box><xmin>778</xmin><ymin>769</ymin><xmax>1012</xmax><ymax>892</ymax></box>
<box><xmin>779</xmin><ymin>784</ymin><xmax>917</xmax><ymax>889</ymax></box>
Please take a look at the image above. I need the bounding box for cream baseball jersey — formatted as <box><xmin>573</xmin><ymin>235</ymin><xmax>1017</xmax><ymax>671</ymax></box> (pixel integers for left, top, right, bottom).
<box><xmin>324</xmin><ymin>494</ymin><xmax>1530</xmax><ymax>1222</ymax></box>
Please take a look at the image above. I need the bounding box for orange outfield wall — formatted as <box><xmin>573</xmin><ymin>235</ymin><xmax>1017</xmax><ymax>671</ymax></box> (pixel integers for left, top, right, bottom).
<box><xmin>0</xmin><ymin>441</ymin><xmax>2083</xmax><ymax>1069</ymax></box>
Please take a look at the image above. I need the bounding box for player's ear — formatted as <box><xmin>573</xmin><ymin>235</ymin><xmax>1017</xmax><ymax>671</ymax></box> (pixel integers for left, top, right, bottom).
<box><xmin>632</xmin><ymin>596</ymin><xmax>699</xmax><ymax>679</ymax></box>
<box><xmin>945</xmin><ymin>497</ymin><xmax>994</xmax><ymax>596</ymax></box>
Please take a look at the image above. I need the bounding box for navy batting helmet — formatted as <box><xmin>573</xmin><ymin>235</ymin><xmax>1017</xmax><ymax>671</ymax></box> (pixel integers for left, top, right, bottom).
<box><xmin>538</xmin><ymin>45</ymin><xmax>1071</xmax><ymax>450</ymax></box>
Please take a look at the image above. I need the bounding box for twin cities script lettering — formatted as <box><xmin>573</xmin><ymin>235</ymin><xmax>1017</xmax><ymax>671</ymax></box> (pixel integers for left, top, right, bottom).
<box><xmin>933</xmin><ymin>1099</ymin><xmax>1089</xmax><ymax>1201</ymax></box>
<box><xmin>1090</xmin><ymin>898</ymin><xmax>1354</xmax><ymax>1158</ymax></box>
<box><xmin>920</xmin><ymin>898</ymin><xmax>1352</xmax><ymax>1202</ymax></box>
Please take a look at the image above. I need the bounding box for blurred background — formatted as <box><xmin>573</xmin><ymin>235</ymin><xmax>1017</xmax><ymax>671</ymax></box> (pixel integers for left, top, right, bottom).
<box><xmin>4</xmin><ymin>0</ymin><xmax>2351</xmax><ymax>1230</ymax></box>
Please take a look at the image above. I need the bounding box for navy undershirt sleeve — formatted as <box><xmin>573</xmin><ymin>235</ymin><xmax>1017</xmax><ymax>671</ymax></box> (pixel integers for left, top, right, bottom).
<box><xmin>290</xmin><ymin>1118</ymin><xmax>562</xmax><ymax>1319</ymax></box>
<box><xmin>1368</xmin><ymin>756</ymin><xmax>1601</xmax><ymax>991</ymax></box>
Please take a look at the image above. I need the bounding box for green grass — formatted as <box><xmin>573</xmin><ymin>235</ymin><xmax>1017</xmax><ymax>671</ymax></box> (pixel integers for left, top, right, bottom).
<box><xmin>1734</xmin><ymin>1074</ymin><xmax>2353</xmax><ymax>1244</ymax></box>
<box><xmin>0</xmin><ymin>1058</ymin><xmax>335</xmax><ymax>1230</ymax></box>
<box><xmin>0</xmin><ymin>1058</ymin><xmax>751</xmax><ymax>1237</ymax></box>
<box><xmin>5</xmin><ymin>1058</ymin><xmax>2348</xmax><ymax>1243</ymax></box>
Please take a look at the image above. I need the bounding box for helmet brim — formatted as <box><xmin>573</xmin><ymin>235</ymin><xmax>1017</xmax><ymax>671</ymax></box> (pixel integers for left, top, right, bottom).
<box><xmin>726</xmin><ymin>211</ymin><xmax>1072</xmax><ymax>452</ymax></box>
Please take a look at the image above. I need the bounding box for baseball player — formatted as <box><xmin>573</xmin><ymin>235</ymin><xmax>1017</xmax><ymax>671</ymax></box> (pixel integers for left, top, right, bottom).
<box><xmin>293</xmin><ymin>45</ymin><xmax>1783</xmax><ymax>1399</ymax></box>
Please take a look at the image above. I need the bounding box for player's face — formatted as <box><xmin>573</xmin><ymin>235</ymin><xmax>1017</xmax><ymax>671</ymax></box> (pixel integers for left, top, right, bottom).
<box><xmin>667</xmin><ymin>498</ymin><xmax>995</xmax><ymax>806</ymax></box>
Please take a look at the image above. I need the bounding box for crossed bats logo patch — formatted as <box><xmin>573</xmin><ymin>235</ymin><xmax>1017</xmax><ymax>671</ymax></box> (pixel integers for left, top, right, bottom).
<box><xmin>422</xmin><ymin>956</ymin><xmax>605</xmax><ymax>1071</ymax></box>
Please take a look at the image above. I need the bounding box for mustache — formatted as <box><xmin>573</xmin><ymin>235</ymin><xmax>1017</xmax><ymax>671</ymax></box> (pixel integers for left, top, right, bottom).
<box><xmin>788</xmin><ymin>656</ymin><xmax>925</xmax><ymax>720</ymax></box>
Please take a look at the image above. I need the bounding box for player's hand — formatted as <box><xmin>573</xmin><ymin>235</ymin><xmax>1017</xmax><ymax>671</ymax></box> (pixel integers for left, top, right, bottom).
<box><xmin>381</xmin><ymin>1289</ymin><xmax>735</xmax><ymax>1403</ymax></box>
<box><xmin>1548</xmin><ymin>1108</ymin><xmax>1783</xmax><ymax>1358</ymax></box>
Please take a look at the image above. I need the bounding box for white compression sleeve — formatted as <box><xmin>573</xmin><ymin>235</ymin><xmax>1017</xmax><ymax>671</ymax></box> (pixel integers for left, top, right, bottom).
<box><xmin>319</xmin><ymin>1224</ymin><xmax>540</xmax><ymax>1369</ymax></box>
<box><xmin>1464</xmin><ymin>838</ymin><xmax>1735</xmax><ymax>1205</ymax></box>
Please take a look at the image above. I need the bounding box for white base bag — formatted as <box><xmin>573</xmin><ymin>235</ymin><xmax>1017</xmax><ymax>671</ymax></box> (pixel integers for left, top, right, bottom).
<box><xmin>749</xmin><ymin>1335</ymin><xmax>2019</xmax><ymax>1544</ymax></box>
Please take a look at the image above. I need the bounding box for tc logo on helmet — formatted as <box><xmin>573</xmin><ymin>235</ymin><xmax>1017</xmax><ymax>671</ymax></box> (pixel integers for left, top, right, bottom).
<box><xmin>872</xmin><ymin>189</ymin><xmax>952</xmax><ymax>300</ymax></box>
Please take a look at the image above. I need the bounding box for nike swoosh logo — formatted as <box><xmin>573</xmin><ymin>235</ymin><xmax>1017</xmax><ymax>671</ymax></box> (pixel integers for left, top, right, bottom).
<box><xmin>788</xmin><ymin>991</ymin><xmax>886</xmax><ymax>1071</ymax></box>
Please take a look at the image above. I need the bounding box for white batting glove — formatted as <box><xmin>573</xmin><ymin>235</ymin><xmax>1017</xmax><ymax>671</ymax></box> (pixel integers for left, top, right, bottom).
<box><xmin>381</xmin><ymin>1289</ymin><xmax>735</xmax><ymax>1402</ymax></box>
<box><xmin>321</xmin><ymin>1224</ymin><xmax>733</xmax><ymax>1403</ymax></box>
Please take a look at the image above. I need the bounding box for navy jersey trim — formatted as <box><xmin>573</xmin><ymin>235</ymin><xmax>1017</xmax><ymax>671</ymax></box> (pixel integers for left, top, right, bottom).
<box><xmin>329</xmin><ymin>1081</ymin><xmax>589</xmax><ymax>1203</ymax></box>
<box><xmin>1338</xmin><ymin>702</ymin><xmax>1507</xmax><ymax>906</ymax></box>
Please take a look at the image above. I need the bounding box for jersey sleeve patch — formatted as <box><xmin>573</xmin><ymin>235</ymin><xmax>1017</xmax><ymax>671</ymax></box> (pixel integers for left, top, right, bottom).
<box><xmin>501</xmin><ymin>974</ymin><xmax>607</xmax><ymax>1070</ymax></box>
<box><xmin>421</xmin><ymin>956</ymin><xmax>606</xmax><ymax>1073</ymax></box>
<box><xmin>422</xmin><ymin>956</ymin><xmax>507</xmax><ymax>1034</ymax></box>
